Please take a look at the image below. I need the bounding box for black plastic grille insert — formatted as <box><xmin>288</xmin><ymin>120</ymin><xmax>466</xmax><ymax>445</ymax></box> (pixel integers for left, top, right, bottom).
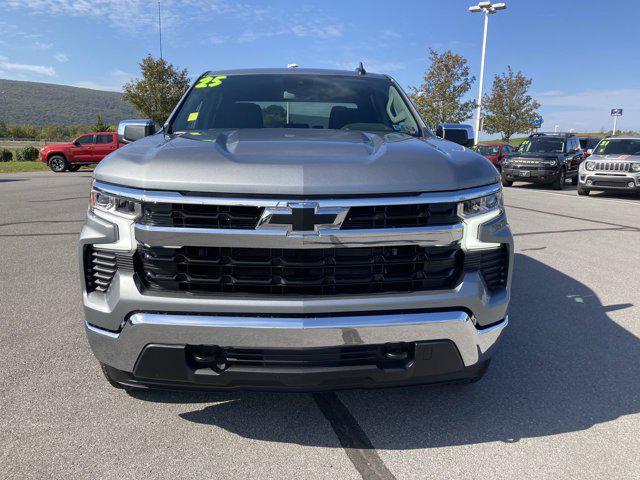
<box><xmin>137</xmin><ymin>244</ymin><xmax>463</xmax><ymax>296</ymax></box>
<box><xmin>140</xmin><ymin>202</ymin><xmax>460</xmax><ymax>230</ymax></box>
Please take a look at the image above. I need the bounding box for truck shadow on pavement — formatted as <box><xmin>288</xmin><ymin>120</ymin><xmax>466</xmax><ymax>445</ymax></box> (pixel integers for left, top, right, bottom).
<box><xmin>132</xmin><ymin>253</ymin><xmax>640</xmax><ymax>449</ymax></box>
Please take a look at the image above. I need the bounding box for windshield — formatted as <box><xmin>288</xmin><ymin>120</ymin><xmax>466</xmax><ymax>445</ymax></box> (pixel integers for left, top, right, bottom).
<box><xmin>171</xmin><ymin>74</ymin><xmax>421</xmax><ymax>137</ymax></box>
<box><xmin>518</xmin><ymin>138</ymin><xmax>564</xmax><ymax>153</ymax></box>
<box><xmin>477</xmin><ymin>145</ymin><xmax>499</xmax><ymax>155</ymax></box>
<box><xmin>580</xmin><ymin>138</ymin><xmax>602</xmax><ymax>149</ymax></box>
<box><xmin>593</xmin><ymin>139</ymin><xmax>640</xmax><ymax>156</ymax></box>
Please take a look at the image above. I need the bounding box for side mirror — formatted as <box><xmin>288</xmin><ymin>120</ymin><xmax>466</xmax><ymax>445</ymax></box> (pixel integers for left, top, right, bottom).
<box><xmin>73</xmin><ymin>140</ymin><xmax>81</xmax><ymax>147</ymax></box>
<box><xmin>118</xmin><ymin>119</ymin><xmax>156</xmax><ymax>143</ymax></box>
<box><xmin>435</xmin><ymin>125</ymin><xmax>474</xmax><ymax>147</ymax></box>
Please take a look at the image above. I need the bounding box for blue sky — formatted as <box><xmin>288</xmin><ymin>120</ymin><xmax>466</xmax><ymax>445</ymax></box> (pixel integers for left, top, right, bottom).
<box><xmin>1</xmin><ymin>0</ymin><xmax>639</xmax><ymax>133</ymax></box>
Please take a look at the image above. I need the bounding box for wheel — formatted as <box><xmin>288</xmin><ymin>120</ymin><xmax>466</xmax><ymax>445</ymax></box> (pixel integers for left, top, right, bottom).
<box><xmin>501</xmin><ymin>177</ymin><xmax>513</xmax><ymax>187</ymax></box>
<box><xmin>571</xmin><ymin>175</ymin><xmax>578</xmax><ymax>186</ymax></box>
<box><xmin>49</xmin><ymin>155</ymin><xmax>68</xmax><ymax>173</ymax></box>
<box><xmin>577</xmin><ymin>185</ymin><xmax>590</xmax><ymax>196</ymax></box>
<box><xmin>100</xmin><ymin>362</ymin><xmax>125</xmax><ymax>390</ymax></box>
<box><xmin>68</xmin><ymin>165</ymin><xmax>81</xmax><ymax>172</ymax></box>
<box><xmin>552</xmin><ymin>168</ymin><xmax>566</xmax><ymax>190</ymax></box>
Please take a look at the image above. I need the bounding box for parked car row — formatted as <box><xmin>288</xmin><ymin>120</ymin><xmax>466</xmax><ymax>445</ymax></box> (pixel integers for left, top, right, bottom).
<box><xmin>474</xmin><ymin>133</ymin><xmax>640</xmax><ymax>196</ymax></box>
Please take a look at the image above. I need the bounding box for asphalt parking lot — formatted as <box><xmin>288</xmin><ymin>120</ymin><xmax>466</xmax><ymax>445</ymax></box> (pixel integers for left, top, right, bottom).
<box><xmin>2</xmin><ymin>171</ymin><xmax>639</xmax><ymax>479</ymax></box>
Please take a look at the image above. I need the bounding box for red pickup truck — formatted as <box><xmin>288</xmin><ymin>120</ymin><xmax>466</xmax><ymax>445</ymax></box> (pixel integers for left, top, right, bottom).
<box><xmin>40</xmin><ymin>132</ymin><xmax>124</xmax><ymax>172</ymax></box>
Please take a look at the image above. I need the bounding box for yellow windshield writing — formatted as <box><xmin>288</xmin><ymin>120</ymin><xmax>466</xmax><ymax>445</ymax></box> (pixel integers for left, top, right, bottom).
<box><xmin>194</xmin><ymin>75</ymin><xmax>227</xmax><ymax>89</ymax></box>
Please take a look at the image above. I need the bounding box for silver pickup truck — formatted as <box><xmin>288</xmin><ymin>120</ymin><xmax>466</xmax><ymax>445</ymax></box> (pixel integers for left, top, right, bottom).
<box><xmin>80</xmin><ymin>68</ymin><xmax>513</xmax><ymax>391</ymax></box>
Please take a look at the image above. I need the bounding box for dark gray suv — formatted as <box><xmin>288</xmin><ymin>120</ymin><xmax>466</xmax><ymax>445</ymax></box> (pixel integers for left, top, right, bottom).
<box><xmin>80</xmin><ymin>68</ymin><xmax>513</xmax><ymax>391</ymax></box>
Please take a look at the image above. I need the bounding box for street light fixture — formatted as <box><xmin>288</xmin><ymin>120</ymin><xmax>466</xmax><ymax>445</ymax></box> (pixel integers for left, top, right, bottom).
<box><xmin>468</xmin><ymin>1</ymin><xmax>507</xmax><ymax>146</ymax></box>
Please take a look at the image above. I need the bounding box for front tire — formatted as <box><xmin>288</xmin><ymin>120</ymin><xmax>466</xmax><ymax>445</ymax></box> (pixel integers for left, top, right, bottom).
<box><xmin>571</xmin><ymin>175</ymin><xmax>578</xmax><ymax>186</ymax></box>
<box><xmin>552</xmin><ymin>168</ymin><xmax>566</xmax><ymax>190</ymax></box>
<box><xmin>577</xmin><ymin>185</ymin><xmax>590</xmax><ymax>196</ymax></box>
<box><xmin>49</xmin><ymin>155</ymin><xmax>68</xmax><ymax>173</ymax></box>
<box><xmin>68</xmin><ymin>165</ymin><xmax>81</xmax><ymax>172</ymax></box>
<box><xmin>501</xmin><ymin>177</ymin><xmax>513</xmax><ymax>187</ymax></box>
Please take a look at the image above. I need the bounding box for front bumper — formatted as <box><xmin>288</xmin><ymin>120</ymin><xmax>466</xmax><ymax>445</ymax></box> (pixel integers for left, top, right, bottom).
<box><xmin>80</xmin><ymin>183</ymin><xmax>513</xmax><ymax>390</ymax></box>
<box><xmin>579</xmin><ymin>172</ymin><xmax>640</xmax><ymax>191</ymax></box>
<box><xmin>502</xmin><ymin>167</ymin><xmax>560</xmax><ymax>183</ymax></box>
<box><xmin>87</xmin><ymin>311</ymin><xmax>507</xmax><ymax>390</ymax></box>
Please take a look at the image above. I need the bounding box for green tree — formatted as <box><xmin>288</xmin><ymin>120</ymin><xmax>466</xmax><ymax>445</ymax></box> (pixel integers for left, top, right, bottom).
<box><xmin>0</xmin><ymin>120</ymin><xmax>8</xmax><ymax>137</ymax></box>
<box><xmin>123</xmin><ymin>55</ymin><xmax>190</xmax><ymax>126</ymax></box>
<box><xmin>92</xmin><ymin>114</ymin><xmax>109</xmax><ymax>132</ymax></box>
<box><xmin>482</xmin><ymin>66</ymin><xmax>541</xmax><ymax>143</ymax></box>
<box><xmin>409</xmin><ymin>49</ymin><xmax>476</xmax><ymax>128</ymax></box>
<box><xmin>263</xmin><ymin>105</ymin><xmax>286</xmax><ymax>128</ymax></box>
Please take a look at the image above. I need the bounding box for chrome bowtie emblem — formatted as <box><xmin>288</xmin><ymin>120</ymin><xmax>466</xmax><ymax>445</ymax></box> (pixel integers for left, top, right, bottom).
<box><xmin>257</xmin><ymin>202</ymin><xmax>349</xmax><ymax>235</ymax></box>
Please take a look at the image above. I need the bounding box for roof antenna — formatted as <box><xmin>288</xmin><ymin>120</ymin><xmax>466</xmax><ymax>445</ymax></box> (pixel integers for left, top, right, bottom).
<box><xmin>356</xmin><ymin>62</ymin><xmax>366</xmax><ymax>76</ymax></box>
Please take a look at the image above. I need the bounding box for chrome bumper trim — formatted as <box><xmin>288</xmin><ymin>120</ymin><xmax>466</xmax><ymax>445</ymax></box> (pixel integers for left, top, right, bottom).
<box><xmin>93</xmin><ymin>180</ymin><xmax>501</xmax><ymax>207</ymax></box>
<box><xmin>85</xmin><ymin>312</ymin><xmax>508</xmax><ymax>372</ymax></box>
<box><xmin>134</xmin><ymin>223</ymin><xmax>464</xmax><ymax>248</ymax></box>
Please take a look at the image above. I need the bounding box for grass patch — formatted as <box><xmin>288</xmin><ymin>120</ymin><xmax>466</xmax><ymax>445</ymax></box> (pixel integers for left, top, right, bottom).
<box><xmin>0</xmin><ymin>161</ymin><xmax>49</xmax><ymax>173</ymax></box>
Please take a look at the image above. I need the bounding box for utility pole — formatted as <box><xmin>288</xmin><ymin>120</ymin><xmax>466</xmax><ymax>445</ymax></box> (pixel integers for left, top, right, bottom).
<box><xmin>158</xmin><ymin>1</ymin><xmax>163</xmax><ymax>60</ymax></box>
<box><xmin>468</xmin><ymin>2</ymin><xmax>506</xmax><ymax>146</ymax></box>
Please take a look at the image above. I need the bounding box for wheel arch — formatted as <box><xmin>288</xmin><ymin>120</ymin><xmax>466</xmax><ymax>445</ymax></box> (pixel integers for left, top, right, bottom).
<box><xmin>46</xmin><ymin>151</ymin><xmax>67</xmax><ymax>165</ymax></box>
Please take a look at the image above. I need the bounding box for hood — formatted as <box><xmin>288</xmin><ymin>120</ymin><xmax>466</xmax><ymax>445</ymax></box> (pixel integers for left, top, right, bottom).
<box><xmin>94</xmin><ymin>129</ymin><xmax>499</xmax><ymax>196</ymax></box>
<box><xmin>589</xmin><ymin>153</ymin><xmax>640</xmax><ymax>162</ymax></box>
<box><xmin>510</xmin><ymin>152</ymin><xmax>561</xmax><ymax>161</ymax></box>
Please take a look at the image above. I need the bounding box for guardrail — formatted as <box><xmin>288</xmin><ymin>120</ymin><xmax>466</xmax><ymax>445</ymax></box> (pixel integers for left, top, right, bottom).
<box><xmin>0</xmin><ymin>138</ymin><xmax>66</xmax><ymax>149</ymax></box>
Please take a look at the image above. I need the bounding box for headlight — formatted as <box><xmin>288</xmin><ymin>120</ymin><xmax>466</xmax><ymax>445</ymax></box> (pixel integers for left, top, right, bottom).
<box><xmin>458</xmin><ymin>191</ymin><xmax>503</xmax><ymax>219</ymax></box>
<box><xmin>585</xmin><ymin>161</ymin><xmax>595</xmax><ymax>171</ymax></box>
<box><xmin>90</xmin><ymin>187</ymin><xmax>140</xmax><ymax>218</ymax></box>
<box><xmin>631</xmin><ymin>163</ymin><xmax>640</xmax><ymax>172</ymax></box>
<box><xmin>40</xmin><ymin>147</ymin><xmax>46</xmax><ymax>152</ymax></box>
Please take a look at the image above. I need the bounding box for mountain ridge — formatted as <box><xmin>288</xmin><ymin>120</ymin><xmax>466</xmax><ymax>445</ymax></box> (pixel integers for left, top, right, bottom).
<box><xmin>0</xmin><ymin>78</ymin><xmax>139</xmax><ymax>125</ymax></box>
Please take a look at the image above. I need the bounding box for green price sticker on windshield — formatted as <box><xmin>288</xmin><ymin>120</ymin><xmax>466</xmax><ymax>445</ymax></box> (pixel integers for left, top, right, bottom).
<box><xmin>195</xmin><ymin>75</ymin><xmax>227</xmax><ymax>89</ymax></box>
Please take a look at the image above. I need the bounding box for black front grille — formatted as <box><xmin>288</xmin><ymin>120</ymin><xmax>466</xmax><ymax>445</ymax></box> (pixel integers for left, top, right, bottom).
<box><xmin>137</xmin><ymin>244</ymin><xmax>463</xmax><ymax>296</ymax></box>
<box><xmin>221</xmin><ymin>344</ymin><xmax>412</xmax><ymax>369</ymax></box>
<box><xmin>341</xmin><ymin>203</ymin><xmax>458</xmax><ymax>229</ymax></box>
<box><xmin>141</xmin><ymin>203</ymin><xmax>264</xmax><ymax>229</ymax></box>
<box><xmin>465</xmin><ymin>246</ymin><xmax>509</xmax><ymax>291</ymax></box>
<box><xmin>140</xmin><ymin>202</ymin><xmax>459</xmax><ymax>230</ymax></box>
<box><xmin>592</xmin><ymin>180</ymin><xmax>629</xmax><ymax>188</ymax></box>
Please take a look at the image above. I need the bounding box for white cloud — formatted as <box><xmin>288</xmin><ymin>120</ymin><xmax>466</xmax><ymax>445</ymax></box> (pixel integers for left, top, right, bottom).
<box><xmin>5</xmin><ymin>0</ymin><xmax>263</xmax><ymax>33</ymax></box>
<box><xmin>380</xmin><ymin>29</ymin><xmax>401</xmax><ymax>40</ymax></box>
<box><xmin>74</xmin><ymin>69</ymin><xmax>132</xmax><ymax>92</ymax></box>
<box><xmin>0</xmin><ymin>56</ymin><xmax>56</xmax><ymax>76</ymax></box>
<box><xmin>534</xmin><ymin>88</ymin><xmax>640</xmax><ymax>132</ymax></box>
<box><xmin>291</xmin><ymin>24</ymin><xmax>342</xmax><ymax>39</ymax></box>
<box><xmin>33</xmin><ymin>41</ymin><xmax>52</xmax><ymax>50</ymax></box>
<box><xmin>208</xmin><ymin>34</ymin><xmax>227</xmax><ymax>45</ymax></box>
<box><xmin>54</xmin><ymin>52</ymin><xmax>69</xmax><ymax>63</ymax></box>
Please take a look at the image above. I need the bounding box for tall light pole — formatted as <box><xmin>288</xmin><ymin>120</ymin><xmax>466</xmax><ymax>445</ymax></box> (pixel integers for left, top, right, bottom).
<box><xmin>469</xmin><ymin>1</ymin><xmax>506</xmax><ymax>146</ymax></box>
